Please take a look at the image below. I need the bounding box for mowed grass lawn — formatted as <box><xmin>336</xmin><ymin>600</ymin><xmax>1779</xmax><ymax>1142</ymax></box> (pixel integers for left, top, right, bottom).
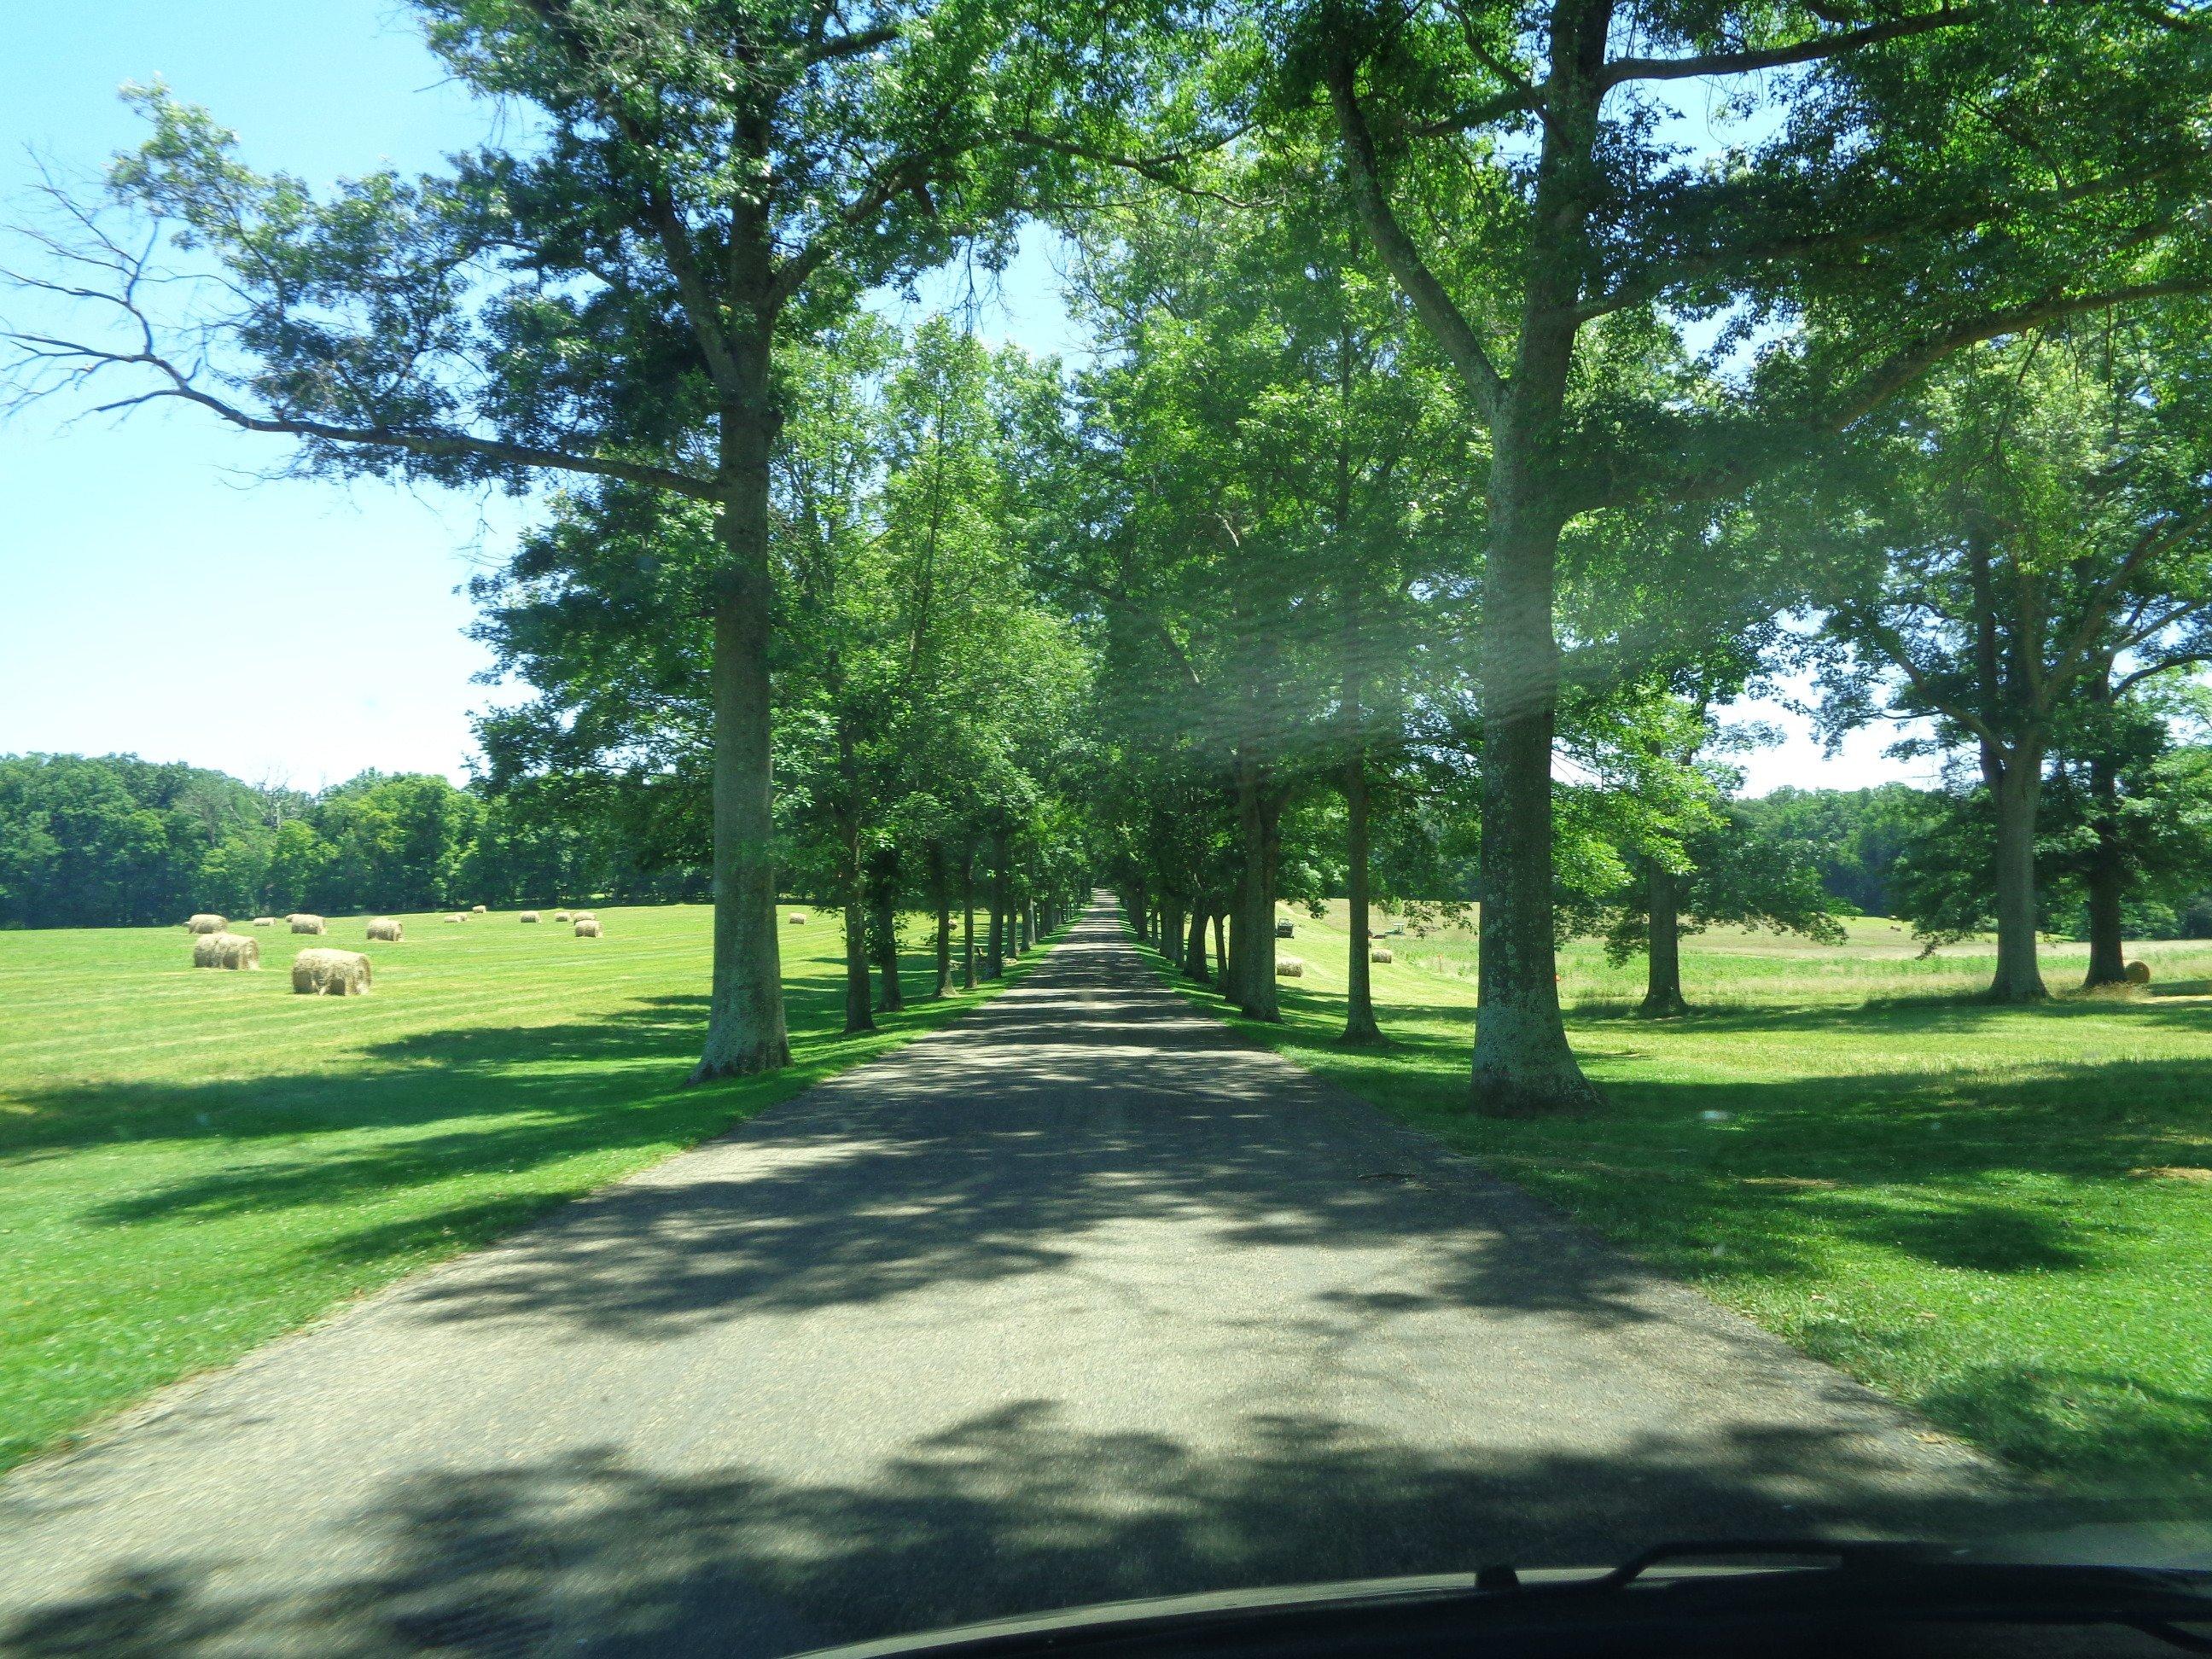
<box><xmin>0</xmin><ymin>905</ymin><xmax>1048</xmax><ymax>1473</ymax></box>
<box><xmin>1153</xmin><ymin>906</ymin><xmax>2212</xmax><ymax>1511</ymax></box>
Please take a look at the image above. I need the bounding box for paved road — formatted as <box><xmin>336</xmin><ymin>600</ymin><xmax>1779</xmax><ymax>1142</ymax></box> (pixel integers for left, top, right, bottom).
<box><xmin>0</xmin><ymin>896</ymin><xmax>2040</xmax><ymax>1656</ymax></box>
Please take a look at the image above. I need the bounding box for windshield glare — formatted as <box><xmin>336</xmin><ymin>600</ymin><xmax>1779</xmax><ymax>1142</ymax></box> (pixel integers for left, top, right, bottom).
<box><xmin>0</xmin><ymin>3</ymin><xmax>2208</xmax><ymax>1654</ymax></box>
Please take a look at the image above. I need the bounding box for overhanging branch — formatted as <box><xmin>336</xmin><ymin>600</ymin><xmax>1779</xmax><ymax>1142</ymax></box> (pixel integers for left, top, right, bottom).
<box><xmin>1324</xmin><ymin>55</ymin><xmax>1505</xmax><ymax>419</ymax></box>
<box><xmin>4</xmin><ymin>329</ymin><xmax>719</xmax><ymax>500</ymax></box>
<box><xmin>1599</xmin><ymin>7</ymin><xmax>1977</xmax><ymax>89</ymax></box>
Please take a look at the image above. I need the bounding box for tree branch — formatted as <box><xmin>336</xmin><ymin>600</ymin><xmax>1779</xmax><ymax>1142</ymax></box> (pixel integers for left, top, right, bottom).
<box><xmin>1403</xmin><ymin>88</ymin><xmax>1544</xmax><ymax>138</ymax></box>
<box><xmin>1323</xmin><ymin>55</ymin><xmax>1504</xmax><ymax>419</ymax></box>
<box><xmin>1578</xmin><ymin>149</ymin><xmax>2210</xmax><ymax>322</ymax></box>
<box><xmin>1838</xmin><ymin>602</ymin><xmax>2001</xmax><ymax>748</ymax></box>
<box><xmin>1599</xmin><ymin>8</ymin><xmax>1977</xmax><ymax>89</ymax></box>
<box><xmin>805</xmin><ymin>25</ymin><xmax>899</xmax><ymax>62</ymax></box>
<box><xmin>6</xmin><ymin>334</ymin><xmax>719</xmax><ymax>499</ymax></box>
<box><xmin>1828</xmin><ymin>276</ymin><xmax>2212</xmax><ymax>431</ymax></box>
<box><xmin>1001</xmin><ymin>128</ymin><xmax>1254</xmax><ymax>209</ymax></box>
<box><xmin>519</xmin><ymin>0</ymin><xmax>748</xmax><ymax>393</ymax></box>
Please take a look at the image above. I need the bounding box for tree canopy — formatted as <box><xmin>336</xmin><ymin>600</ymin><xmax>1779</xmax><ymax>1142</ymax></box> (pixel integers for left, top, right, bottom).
<box><xmin>14</xmin><ymin>0</ymin><xmax>2212</xmax><ymax>1110</ymax></box>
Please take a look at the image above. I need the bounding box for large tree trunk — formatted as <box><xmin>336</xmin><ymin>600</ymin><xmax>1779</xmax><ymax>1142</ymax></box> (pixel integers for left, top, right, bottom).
<box><xmin>1324</xmin><ymin>13</ymin><xmax>1605</xmax><ymax>1114</ymax></box>
<box><xmin>691</xmin><ymin>400</ymin><xmax>791</xmax><ymax>1080</ymax></box>
<box><xmin>1342</xmin><ymin>752</ymin><xmax>1382</xmax><ymax>1044</ymax></box>
<box><xmin>875</xmin><ymin>893</ymin><xmax>903</xmax><ymax>1011</ymax></box>
<box><xmin>986</xmin><ymin>836</ymin><xmax>1007</xmax><ymax>979</ymax></box>
<box><xmin>1470</xmin><ymin>494</ymin><xmax>1596</xmax><ymax>1112</ymax></box>
<box><xmin>1183</xmin><ymin>905</ymin><xmax>1210</xmax><ymax>982</ymax></box>
<box><xmin>1161</xmin><ymin>898</ymin><xmax>1184</xmax><ymax>968</ymax></box>
<box><xmin>932</xmin><ymin>849</ymin><xmax>952</xmax><ymax>999</ymax></box>
<box><xmin>2082</xmin><ymin>737</ymin><xmax>2129</xmax><ymax>990</ymax></box>
<box><xmin>841</xmin><ymin>823</ymin><xmax>874</xmax><ymax>1035</ymax></box>
<box><xmin>1229</xmin><ymin>754</ymin><xmax>1284</xmax><ymax>1020</ymax></box>
<box><xmin>1334</xmin><ymin>314</ymin><xmax>1382</xmax><ymax>1047</ymax></box>
<box><xmin>870</xmin><ymin>842</ymin><xmax>905</xmax><ymax>1014</ymax></box>
<box><xmin>1988</xmin><ymin>748</ymin><xmax>2049</xmax><ymax>1002</ymax></box>
<box><xmin>962</xmin><ymin>848</ymin><xmax>977</xmax><ymax>991</ymax></box>
<box><xmin>1639</xmin><ymin>857</ymin><xmax>1689</xmax><ymax>1019</ymax></box>
<box><xmin>1213</xmin><ymin>911</ymin><xmax>1228</xmax><ymax>991</ymax></box>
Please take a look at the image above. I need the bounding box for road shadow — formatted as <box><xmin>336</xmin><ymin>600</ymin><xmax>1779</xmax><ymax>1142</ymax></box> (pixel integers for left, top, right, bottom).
<box><xmin>325</xmin><ymin>932</ymin><xmax>1684</xmax><ymax>1342</ymax></box>
<box><xmin>0</xmin><ymin>1401</ymin><xmax>2055</xmax><ymax>1659</ymax></box>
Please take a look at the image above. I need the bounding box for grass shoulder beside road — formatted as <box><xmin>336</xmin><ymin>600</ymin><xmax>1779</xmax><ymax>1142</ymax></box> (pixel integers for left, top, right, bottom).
<box><xmin>1140</xmin><ymin>907</ymin><xmax>2212</xmax><ymax>1513</ymax></box>
<box><xmin>0</xmin><ymin>906</ymin><xmax>1054</xmax><ymax>1474</ymax></box>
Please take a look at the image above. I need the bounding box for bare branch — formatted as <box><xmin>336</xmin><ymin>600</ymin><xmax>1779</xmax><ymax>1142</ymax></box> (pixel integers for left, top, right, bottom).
<box><xmin>3</xmin><ymin>322</ymin><xmax>719</xmax><ymax>499</ymax></box>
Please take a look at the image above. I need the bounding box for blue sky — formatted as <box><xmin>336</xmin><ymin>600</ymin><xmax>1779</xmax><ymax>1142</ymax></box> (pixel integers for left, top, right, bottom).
<box><xmin>0</xmin><ymin>5</ymin><xmax>1918</xmax><ymax>794</ymax></box>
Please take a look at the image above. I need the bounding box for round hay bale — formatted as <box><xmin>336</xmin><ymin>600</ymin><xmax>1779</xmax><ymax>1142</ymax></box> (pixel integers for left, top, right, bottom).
<box><xmin>444</xmin><ymin>913</ymin><xmax>468</xmax><ymax>924</ymax></box>
<box><xmin>789</xmin><ymin>912</ymin><xmax>806</xmax><ymax>925</ymax></box>
<box><xmin>519</xmin><ymin>911</ymin><xmax>540</xmax><ymax>923</ymax></box>
<box><xmin>366</xmin><ymin>917</ymin><xmax>404</xmax><ymax>943</ymax></box>
<box><xmin>1275</xmin><ymin>955</ymin><xmax>1304</xmax><ymax>978</ymax></box>
<box><xmin>2125</xmin><ymin>958</ymin><xmax>2153</xmax><ymax>985</ymax></box>
<box><xmin>185</xmin><ymin>913</ymin><xmax>226</xmax><ymax>934</ymax></box>
<box><xmin>573</xmin><ymin>917</ymin><xmax>602</xmax><ymax>938</ymax></box>
<box><xmin>570</xmin><ymin>911</ymin><xmax>597</xmax><ymax>923</ymax></box>
<box><xmin>288</xmin><ymin>915</ymin><xmax>326</xmax><ymax>935</ymax></box>
<box><xmin>553</xmin><ymin>910</ymin><xmax>572</xmax><ymax>922</ymax></box>
<box><xmin>252</xmin><ymin>917</ymin><xmax>275</xmax><ymax>928</ymax></box>
<box><xmin>471</xmin><ymin>905</ymin><xmax>487</xmax><ymax>914</ymax></box>
<box><xmin>291</xmin><ymin>947</ymin><xmax>371</xmax><ymax>997</ymax></box>
<box><xmin>1369</xmin><ymin>946</ymin><xmax>1394</xmax><ymax>963</ymax></box>
<box><xmin>191</xmin><ymin>931</ymin><xmax>260</xmax><ymax>970</ymax></box>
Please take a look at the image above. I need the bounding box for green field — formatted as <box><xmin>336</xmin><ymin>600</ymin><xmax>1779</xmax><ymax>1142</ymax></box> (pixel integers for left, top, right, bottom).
<box><xmin>0</xmin><ymin>905</ymin><xmax>1045</xmax><ymax>1473</ymax></box>
<box><xmin>1159</xmin><ymin>905</ymin><xmax>2212</xmax><ymax>1511</ymax></box>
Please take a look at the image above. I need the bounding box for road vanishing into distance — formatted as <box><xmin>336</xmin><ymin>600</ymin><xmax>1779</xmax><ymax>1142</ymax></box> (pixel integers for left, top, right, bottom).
<box><xmin>0</xmin><ymin>896</ymin><xmax>2040</xmax><ymax>1656</ymax></box>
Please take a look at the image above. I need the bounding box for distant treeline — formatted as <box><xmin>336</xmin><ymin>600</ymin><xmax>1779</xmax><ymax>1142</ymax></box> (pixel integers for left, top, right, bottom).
<box><xmin>11</xmin><ymin>750</ymin><xmax>2212</xmax><ymax>941</ymax></box>
<box><xmin>1739</xmin><ymin>780</ymin><xmax>2212</xmax><ymax>942</ymax></box>
<box><xmin>0</xmin><ymin>753</ymin><xmax>707</xmax><ymax>928</ymax></box>
<box><xmin>1734</xmin><ymin>786</ymin><xmax>1927</xmax><ymax>919</ymax></box>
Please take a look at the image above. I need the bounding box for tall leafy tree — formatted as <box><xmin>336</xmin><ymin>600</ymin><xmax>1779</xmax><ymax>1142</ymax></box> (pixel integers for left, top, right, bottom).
<box><xmin>1266</xmin><ymin>0</ymin><xmax>2212</xmax><ymax>1108</ymax></box>
<box><xmin>1056</xmin><ymin>161</ymin><xmax>1468</xmax><ymax>1025</ymax></box>
<box><xmin>1559</xmin><ymin>696</ymin><xmax>1842</xmax><ymax>1016</ymax></box>
<box><xmin>2053</xmin><ymin>685</ymin><xmax>2212</xmax><ymax>987</ymax></box>
<box><xmin>3</xmin><ymin>0</ymin><xmax>1154</xmax><ymax>1077</ymax></box>
<box><xmin>1806</xmin><ymin>330</ymin><xmax>2212</xmax><ymax>999</ymax></box>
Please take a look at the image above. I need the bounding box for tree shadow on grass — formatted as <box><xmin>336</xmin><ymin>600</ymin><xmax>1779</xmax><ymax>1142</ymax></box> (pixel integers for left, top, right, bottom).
<box><xmin>0</xmin><ymin>927</ymin><xmax>1674</xmax><ymax>1343</ymax></box>
<box><xmin>1916</xmin><ymin>1363</ymin><xmax>2212</xmax><ymax>1489</ymax></box>
<box><xmin>0</xmin><ymin>1402</ymin><xmax>2057</xmax><ymax>1659</ymax></box>
<box><xmin>1570</xmin><ymin>989</ymin><xmax>2212</xmax><ymax>1038</ymax></box>
<box><xmin>4</xmin><ymin>952</ymin><xmax>1057</xmax><ymax>1278</ymax></box>
<box><xmin>1118</xmin><ymin>960</ymin><xmax>2154</xmax><ymax>1294</ymax></box>
<box><xmin>1199</xmin><ymin>980</ymin><xmax>2212</xmax><ymax>1504</ymax></box>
